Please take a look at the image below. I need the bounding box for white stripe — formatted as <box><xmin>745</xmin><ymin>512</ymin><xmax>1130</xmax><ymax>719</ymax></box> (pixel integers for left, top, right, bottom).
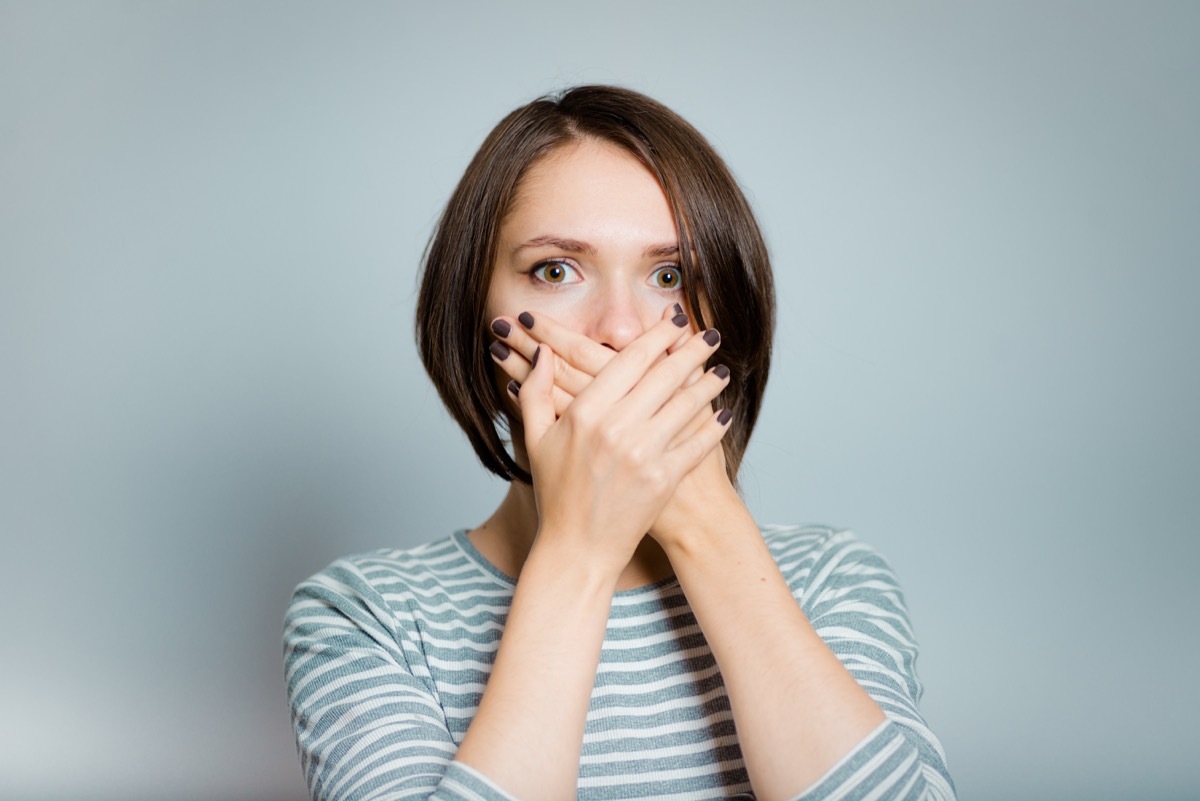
<box><xmin>285</xmin><ymin>528</ymin><xmax>957</xmax><ymax>800</ymax></box>
<box><xmin>578</xmin><ymin>757</ymin><xmax>747</xmax><ymax>788</ymax></box>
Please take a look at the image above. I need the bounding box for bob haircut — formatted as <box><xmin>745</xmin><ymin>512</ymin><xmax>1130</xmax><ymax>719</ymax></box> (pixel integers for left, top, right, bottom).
<box><xmin>416</xmin><ymin>85</ymin><xmax>775</xmax><ymax>485</ymax></box>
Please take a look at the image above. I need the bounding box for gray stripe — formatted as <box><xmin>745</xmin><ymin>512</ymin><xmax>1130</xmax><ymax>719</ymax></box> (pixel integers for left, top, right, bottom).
<box><xmin>284</xmin><ymin>525</ymin><xmax>956</xmax><ymax>800</ymax></box>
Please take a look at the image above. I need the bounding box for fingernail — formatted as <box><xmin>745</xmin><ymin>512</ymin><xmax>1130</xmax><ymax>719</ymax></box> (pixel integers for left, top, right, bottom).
<box><xmin>518</xmin><ymin>311</ymin><xmax>535</xmax><ymax>329</ymax></box>
<box><xmin>491</xmin><ymin>319</ymin><xmax>511</xmax><ymax>337</ymax></box>
<box><xmin>672</xmin><ymin>303</ymin><xmax>683</xmax><ymax>316</ymax></box>
<box><xmin>712</xmin><ymin>364</ymin><xmax>730</xmax><ymax>380</ymax></box>
<box><xmin>672</xmin><ymin>313</ymin><xmax>689</xmax><ymax>327</ymax></box>
<box><xmin>489</xmin><ymin>341</ymin><xmax>510</xmax><ymax>361</ymax></box>
<box><xmin>718</xmin><ymin>408</ymin><xmax>733</xmax><ymax>425</ymax></box>
<box><xmin>507</xmin><ymin>379</ymin><xmax>521</xmax><ymax>396</ymax></box>
<box><xmin>532</xmin><ymin>346</ymin><xmax>540</xmax><ymax>368</ymax></box>
<box><xmin>703</xmin><ymin>329</ymin><xmax>721</xmax><ymax>346</ymax></box>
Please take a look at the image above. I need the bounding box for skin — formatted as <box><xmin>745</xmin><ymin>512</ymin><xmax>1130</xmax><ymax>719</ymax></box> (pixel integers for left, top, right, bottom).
<box><xmin>454</xmin><ymin>139</ymin><xmax>886</xmax><ymax>801</ymax></box>
<box><xmin>473</xmin><ymin>137</ymin><xmax>712</xmax><ymax>590</ymax></box>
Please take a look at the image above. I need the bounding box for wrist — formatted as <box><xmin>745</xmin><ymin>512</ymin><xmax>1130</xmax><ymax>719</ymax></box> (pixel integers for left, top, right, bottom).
<box><xmin>653</xmin><ymin>491</ymin><xmax>756</xmax><ymax>556</ymax></box>
<box><xmin>525</xmin><ymin>529</ymin><xmax>625</xmax><ymax>593</ymax></box>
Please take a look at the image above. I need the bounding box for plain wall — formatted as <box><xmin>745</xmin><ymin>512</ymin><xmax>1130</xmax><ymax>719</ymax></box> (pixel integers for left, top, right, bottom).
<box><xmin>2</xmin><ymin>2</ymin><xmax>1198</xmax><ymax>799</ymax></box>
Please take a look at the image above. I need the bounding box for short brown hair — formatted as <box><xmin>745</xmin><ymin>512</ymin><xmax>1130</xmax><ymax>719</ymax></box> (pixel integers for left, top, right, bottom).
<box><xmin>416</xmin><ymin>85</ymin><xmax>775</xmax><ymax>484</ymax></box>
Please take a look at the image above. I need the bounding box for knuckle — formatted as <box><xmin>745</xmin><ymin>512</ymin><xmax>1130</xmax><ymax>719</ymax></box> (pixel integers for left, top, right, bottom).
<box><xmin>563</xmin><ymin>399</ymin><xmax>592</xmax><ymax>427</ymax></box>
<box><xmin>646</xmin><ymin>467</ymin><xmax>671</xmax><ymax>497</ymax></box>
<box><xmin>626</xmin><ymin>442</ymin><xmax>651</xmax><ymax>467</ymax></box>
<box><xmin>598</xmin><ymin>422</ymin><xmax>624</xmax><ymax>451</ymax></box>
<box><xmin>678</xmin><ymin>389</ymin><xmax>703</xmax><ymax>416</ymax></box>
<box><xmin>630</xmin><ymin>331</ymin><xmax>670</xmax><ymax>362</ymax></box>
<box><xmin>564</xmin><ymin>341</ymin><xmax>586</xmax><ymax>366</ymax></box>
<box><xmin>637</xmin><ymin>462</ymin><xmax>665</xmax><ymax>493</ymax></box>
<box><xmin>687</xmin><ymin>336</ymin><xmax>714</xmax><ymax>361</ymax></box>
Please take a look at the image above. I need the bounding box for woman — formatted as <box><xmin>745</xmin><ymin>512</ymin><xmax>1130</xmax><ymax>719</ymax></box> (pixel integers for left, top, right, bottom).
<box><xmin>284</xmin><ymin>85</ymin><xmax>955</xmax><ymax>801</ymax></box>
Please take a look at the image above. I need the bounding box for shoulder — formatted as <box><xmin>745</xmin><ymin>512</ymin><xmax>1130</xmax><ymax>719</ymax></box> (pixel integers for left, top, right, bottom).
<box><xmin>285</xmin><ymin>532</ymin><xmax>514</xmax><ymax>640</ymax></box>
<box><xmin>760</xmin><ymin>524</ymin><xmax>905</xmax><ymax>613</ymax></box>
<box><xmin>290</xmin><ymin>534</ymin><xmax>453</xmax><ymax>601</ymax></box>
<box><xmin>760</xmin><ymin>523</ymin><xmax>885</xmax><ymax>580</ymax></box>
<box><xmin>286</xmin><ymin>534</ymin><xmax>490</xmax><ymax>625</ymax></box>
<box><xmin>321</xmin><ymin>531</ymin><xmax>466</xmax><ymax>576</ymax></box>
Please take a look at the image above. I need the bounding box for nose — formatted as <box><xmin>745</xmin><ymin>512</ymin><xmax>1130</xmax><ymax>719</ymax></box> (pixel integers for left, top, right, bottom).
<box><xmin>582</xmin><ymin>283</ymin><xmax>653</xmax><ymax>351</ymax></box>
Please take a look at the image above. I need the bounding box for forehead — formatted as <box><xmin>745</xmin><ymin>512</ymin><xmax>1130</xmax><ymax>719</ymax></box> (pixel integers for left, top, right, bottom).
<box><xmin>501</xmin><ymin>139</ymin><xmax>677</xmax><ymax>245</ymax></box>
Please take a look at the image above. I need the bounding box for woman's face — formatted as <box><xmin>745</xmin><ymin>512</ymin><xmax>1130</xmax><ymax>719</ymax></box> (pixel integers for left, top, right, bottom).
<box><xmin>486</xmin><ymin>139</ymin><xmax>685</xmax><ymax>350</ymax></box>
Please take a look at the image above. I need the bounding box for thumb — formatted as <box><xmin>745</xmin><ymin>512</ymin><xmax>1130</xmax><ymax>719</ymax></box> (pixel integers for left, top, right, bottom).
<box><xmin>517</xmin><ymin>345</ymin><xmax>556</xmax><ymax>446</ymax></box>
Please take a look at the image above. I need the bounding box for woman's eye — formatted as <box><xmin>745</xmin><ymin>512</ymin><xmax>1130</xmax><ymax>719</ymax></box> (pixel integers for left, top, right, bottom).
<box><xmin>532</xmin><ymin>261</ymin><xmax>580</xmax><ymax>285</ymax></box>
<box><xmin>650</xmin><ymin>266</ymin><xmax>682</xmax><ymax>289</ymax></box>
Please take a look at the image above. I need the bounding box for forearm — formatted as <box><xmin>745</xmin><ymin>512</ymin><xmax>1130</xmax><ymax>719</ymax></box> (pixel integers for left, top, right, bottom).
<box><xmin>453</xmin><ymin>537</ymin><xmax>617</xmax><ymax>801</ymax></box>
<box><xmin>662</xmin><ymin>513</ymin><xmax>886</xmax><ymax>801</ymax></box>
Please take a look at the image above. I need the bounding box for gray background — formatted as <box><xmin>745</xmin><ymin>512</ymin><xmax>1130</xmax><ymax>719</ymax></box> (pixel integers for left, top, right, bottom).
<box><xmin>2</xmin><ymin>2</ymin><xmax>1197</xmax><ymax>800</ymax></box>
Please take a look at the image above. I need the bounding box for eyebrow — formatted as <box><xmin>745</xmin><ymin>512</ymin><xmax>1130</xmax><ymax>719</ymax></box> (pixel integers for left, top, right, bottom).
<box><xmin>512</xmin><ymin>235</ymin><xmax>679</xmax><ymax>259</ymax></box>
<box><xmin>643</xmin><ymin>242</ymin><xmax>680</xmax><ymax>258</ymax></box>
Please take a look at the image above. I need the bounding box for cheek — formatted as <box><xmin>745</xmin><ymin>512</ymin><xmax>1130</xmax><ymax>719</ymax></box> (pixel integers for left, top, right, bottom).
<box><xmin>489</xmin><ymin>289</ymin><xmax>591</xmax><ymax>334</ymax></box>
<box><xmin>483</xmin><ymin>280</ymin><xmax>507</xmax><ymax>326</ymax></box>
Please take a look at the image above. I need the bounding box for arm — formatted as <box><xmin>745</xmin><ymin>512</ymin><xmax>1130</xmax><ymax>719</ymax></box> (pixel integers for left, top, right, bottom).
<box><xmin>454</xmin><ymin>317</ymin><xmax>731</xmax><ymax>800</ymax></box>
<box><xmin>450</xmin><ymin>541</ymin><xmax>619</xmax><ymax>799</ymax></box>
<box><xmin>288</xmin><ymin>317</ymin><xmax>727</xmax><ymax>801</ymax></box>
<box><xmin>489</xmin><ymin>315</ymin><xmax>955</xmax><ymax>800</ymax></box>
<box><xmin>657</xmin><ymin>510</ymin><xmax>884</xmax><ymax>801</ymax></box>
<box><xmin>785</xmin><ymin>528</ymin><xmax>955</xmax><ymax>800</ymax></box>
<box><xmin>659</xmin><ymin>520</ymin><xmax>956</xmax><ymax>801</ymax></box>
<box><xmin>284</xmin><ymin>558</ymin><xmax>518</xmax><ymax>801</ymax></box>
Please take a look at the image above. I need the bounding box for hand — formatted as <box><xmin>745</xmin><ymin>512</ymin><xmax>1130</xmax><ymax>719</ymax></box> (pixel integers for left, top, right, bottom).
<box><xmin>507</xmin><ymin>312</ymin><xmax>732</xmax><ymax>576</ymax></box>
<box><xmin>491</xmin><ymin>307</ymin><xmax>744</xmax><ymax>550</ymax></box>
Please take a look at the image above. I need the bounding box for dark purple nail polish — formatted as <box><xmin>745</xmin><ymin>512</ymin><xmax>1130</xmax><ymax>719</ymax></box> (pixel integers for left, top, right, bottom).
<box><xmin>717</xmin><ymin>408</ymin><xmax>733</xmax><ymax>425</ymax></box>
<box><xmin>703</xmin><ymin>329</ymin><xmax>721</xmax><ymax>346</ymax></box>
<box><xmin>672</xmin><ymin>313</ymin><xmax>689</xmax><ymax>328</ymax></box>
<box><xmin>672</xmin><ymin>303</ymin><xmax>683</xmax><ymax>316</ymax></box>
<box><xmin>489</xmin><ymin>341</ymin><xmax>510</xmax><ymax>361</ymax></box>
<box><xmin>712</xmin><ymin>364</ymin><xmax>730</xmax><ymax>380</ymax></box>
<box><xmin>531</xmin><ymin>346</ymin><xmax>540</xmax><ymax>368</ymax></box>
<box><xmin>507</xmin><ymin>379</ymin><xmax>520</xmax><ymax>397</ymax></box>
<box><xmin>491</xmin><ymin>319</ymin><xmax>511</xmax><ymax>337</ymax></box>
<box><xmin>518</xmin><ymin>311</ymin><xmax>535</xmax><ymax>329</ymax></box>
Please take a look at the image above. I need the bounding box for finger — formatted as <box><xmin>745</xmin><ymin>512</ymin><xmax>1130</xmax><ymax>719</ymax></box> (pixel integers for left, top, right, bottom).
<box><xmin>509</xmin><ymin>310</ymin><xmax>622</xmax><ymax>377</ymax></box>
<box><xmin>662</xmin><ymin>303</ymin><xmax>694</xmax><ymax>354</ymax></box>
<box><xmin>667</xmin><ymin>385</ymin><xmax>725</xmax><ymax>449</ymax></box>
<box><xmin>489</xmin><ymin>341</ymin><xmax>575</xmax><ymax>417</ymax></box>
<box><xmin>620</xmin><ymin>328</ymin><xmax>722</xmax><ymax>421</ymax></box>
<box><xmin>664</xmin><ymin>407</ymin><xmax>735</xmax><ymax>477</ymax></box>
<box><xmin>660</xmin><ymin>303</ymin><xmax>705</xmax><ymax>394</ymax></box>
<box><xmin>680</xmin><ymin>364</ymin><xmax>706</xmax><ymax>390</ymax></box>
<box><xmin>649</xmin><ymin>364</ymin><xmax>731</xmax><ymax>446</ymax></box>
<box><xmin>492</xmin><ymin>315</ymin><xmax>599</xmax><ymax>396</ymax></box>
<box><xmin>515</xmin><ymin>345</ymin><xmax>557</xmax><ymax>445</ymax></box>
<box><xmin>575</xmin><ymin>313</ymin><xmax>699</xmax><ymax>409</ymax></box>
<box><xmin>503</xmin><ymin>304</ymin><xmax>688</xmax><ymax>388</ymax></box>
<box><xmin>495</xmin><ymin>304</ymin><xmax>688</xmax><ymax>396</ymax></box>
<box><xmin>505</xmin><ymin>312</ymin><xmax>610</xmax><ymax>383</ymax></box>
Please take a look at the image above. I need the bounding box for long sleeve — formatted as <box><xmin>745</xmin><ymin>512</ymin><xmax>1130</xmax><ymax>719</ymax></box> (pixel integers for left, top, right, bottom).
<box><xmin>282</xmin><ymin>558</ymin><xmax>516</xmax><ymax>801</ymax></box>
<box><xmin>284</xmin><ymin>530</ymin><xmax>954</xmax><ymax>800</ymax></box>
<box><xmin>776</xmin><ymin>527</ymin><xmax>956</xmax><ymax>801</ymax></box>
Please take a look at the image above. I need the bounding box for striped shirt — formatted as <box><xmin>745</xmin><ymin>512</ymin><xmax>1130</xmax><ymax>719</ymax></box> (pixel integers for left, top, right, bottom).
<box><xmin>283</xmin><ymin>525</ymin><xmax>956</xmax><ymax>800</ymax></box>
